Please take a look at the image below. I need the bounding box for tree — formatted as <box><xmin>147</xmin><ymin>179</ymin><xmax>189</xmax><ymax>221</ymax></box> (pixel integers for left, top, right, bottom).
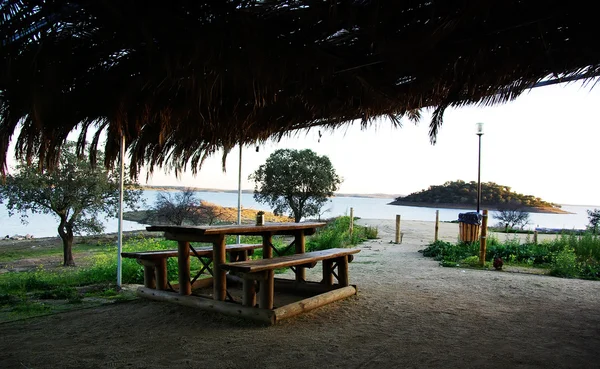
<box><xmin>251</xmin><ymin>149</ymin><xmax>341</xmax><ymax>222</ymax></box>
<box><xmin>587</xmin><ymin>209</ymin><xmax>600</xmax><ymax>234</ymax></box>
<box><xmin>493</xmin><ymin>205</ymin><xmax>531</xmax><ymax>230</ymax></box>
<box><xmin>0</xmin><ymin>143</ymin><xmax>141</xmax><ymax>266</ymax></box>
<box><xmin>153</xmin><ymin>189</ymin><xmax>204</xmax><ymax>225</ymax></box>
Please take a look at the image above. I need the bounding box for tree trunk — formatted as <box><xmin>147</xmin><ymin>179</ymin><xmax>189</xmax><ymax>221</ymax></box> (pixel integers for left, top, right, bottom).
<box><xmin>58</xmin><ymin>218</ymin><xmax>75</xmax><ymax>266</ymax></box>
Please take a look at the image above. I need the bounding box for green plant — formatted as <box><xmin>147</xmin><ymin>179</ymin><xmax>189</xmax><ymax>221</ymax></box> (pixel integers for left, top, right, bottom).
<box><xmin>550</xmin><ymin>249</ymin><xmax>580</xmax><ymax>277</ymax></box>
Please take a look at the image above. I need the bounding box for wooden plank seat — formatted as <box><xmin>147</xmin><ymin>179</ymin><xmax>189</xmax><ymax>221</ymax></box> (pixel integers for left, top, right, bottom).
<box><xmin>221</xmin><ymin>248</ymin><xmax>360</xmax><ymax>309</ymax></box>
<box><xmin>122</xmin><ymin>244</ymin><xmax>261</xmax><ymax>290</ymax></box>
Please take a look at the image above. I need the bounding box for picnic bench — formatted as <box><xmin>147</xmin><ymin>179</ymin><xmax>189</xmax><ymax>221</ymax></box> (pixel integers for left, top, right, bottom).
<box><xmin>133</xmin><ymin>223</ymin><xmax>361</xmax><ymax>325</ymax></box>
<box><xmin>122</xmin><ymin>244</ymin><xmax>261</xmax><ymax>291</ymax></box>
<box><xmin>222</xmin><ymin>248</ymin><xmax>360</xmax><ymax>309</ymax></box>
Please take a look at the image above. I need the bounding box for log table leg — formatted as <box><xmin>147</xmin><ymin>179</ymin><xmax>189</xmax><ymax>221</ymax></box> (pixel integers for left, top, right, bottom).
<box><xmin>259</xmin><ymin>270</ymin><xmax>275</xmax><ymax>309</ymax></box>
<box><xmin>213</xmin><ymin>235</ymin><xmax>227</xmax><ymax>301</ymax></box>
<box><xmin>294</xmin><ymin>231</ymin><xmax>306</xmax><ymax>282</ymax></box>
<box><xmin>337</xmin><ymin>256</ymin><xmax>349</xmax><ymax>287</ymax></box>
<box><xmin>178</xmin><ymin>241</ymin><xmax>191</xmax><ymax>295</ymax></box>
<box><xmin>155</xmin><ymin>258</ymin><xmax>167</xmax><ymax>290</ymax></box>
<box><xmin>322</xmin><ymin>260</ymin><xmax>334</xmax><ymax>286</ymax></box>
<box><xmin>262</xmin><ymin>232</ymin><xmax>273</xmax><ymax>259</ymax></box>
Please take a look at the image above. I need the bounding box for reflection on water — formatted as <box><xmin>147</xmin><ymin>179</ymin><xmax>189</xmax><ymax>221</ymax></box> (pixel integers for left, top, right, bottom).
<box><xmin>1</xmin><ymin>189</ymin><xmax>596</xmax><ymax>237</ymax></box>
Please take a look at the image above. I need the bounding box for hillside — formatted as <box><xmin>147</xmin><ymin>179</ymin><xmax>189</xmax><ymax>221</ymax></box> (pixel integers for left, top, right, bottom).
<box><xmin>389</xmin><ymin>180</ymin><xmax>568</xmax><ymax>214</ymax></box>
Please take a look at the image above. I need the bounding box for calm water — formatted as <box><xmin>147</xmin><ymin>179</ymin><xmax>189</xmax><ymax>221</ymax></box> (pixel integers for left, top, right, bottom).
<box><xmin>0</xmin><ymin>189</ymin><xmax>596</xmax><ymax>238</ymax></box>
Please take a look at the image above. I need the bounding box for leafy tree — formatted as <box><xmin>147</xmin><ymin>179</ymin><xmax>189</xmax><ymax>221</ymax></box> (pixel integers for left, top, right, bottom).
<box><xmin>0</xmin><ymin>143</ymin><xmax>142</xmax><ymax>266</ymax></box>
<box><xmin>493</xmin><ymin>205</ymin><xmax>531</xmax><ymax>230</ymax></box>
<box><xmin>587</xmin><ymin>209</ymin><xmax>600</xmax><ymax>234</ymax></box>
<box><xmin>153</xmin><ymin>189</ymin><xmax>204</xmax><ymax>225</ymax></box>
<box><xmin>251</xmin><ymin>149</ymin><xmax>341</xmax><ymax>222</ymax></box>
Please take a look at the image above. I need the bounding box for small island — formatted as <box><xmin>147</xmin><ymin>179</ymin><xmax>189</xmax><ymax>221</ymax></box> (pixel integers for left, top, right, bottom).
<box><xmin>389</xmin><ymin>180</ymin><xmax>569</xmax><ymax>214</ymax></box>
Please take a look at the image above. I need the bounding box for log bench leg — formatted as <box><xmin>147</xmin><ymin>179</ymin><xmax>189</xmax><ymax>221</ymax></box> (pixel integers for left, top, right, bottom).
<box><xmin>155</xmin><ymin>258</ymin><xmax>168</xmax><ymax>290</ymax></box>
<box><xmin>259</xmin><ymin>270</ymin><xmax>275</xmax><ymax>309</ymax></box>
<box><xmin>242</xmin><ymin>277</ymin><xmax>257</xmax><ymax>307</ymax></box>
<box><xmin>143</xmin><ymin>264</ymin><xmax>156</xmax><ymax>289</ymax></box>
<box><xmin>336</xmin><ymin>256</ymin><xmax>349</xmax><ymax>287</ymax></box>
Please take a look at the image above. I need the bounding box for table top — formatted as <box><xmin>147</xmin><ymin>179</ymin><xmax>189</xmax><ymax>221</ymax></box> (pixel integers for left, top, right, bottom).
<box><xmin>147</xmin><ymin>222</ymin><xmax>326</xmax><ymax>236</ymax></box>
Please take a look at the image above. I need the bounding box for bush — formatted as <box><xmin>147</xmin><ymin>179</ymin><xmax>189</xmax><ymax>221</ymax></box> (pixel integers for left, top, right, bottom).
<box><xmin>306</xmin><ymin>216</ymin><xmax>374</xmax><ymax>251</ymax></box>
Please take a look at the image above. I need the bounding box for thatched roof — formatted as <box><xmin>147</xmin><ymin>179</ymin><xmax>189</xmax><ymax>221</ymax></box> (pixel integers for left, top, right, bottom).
<box><xmin>1</xmin><ymin>1</ymin><xmax>599</xmax><ymax>176</ymax></box>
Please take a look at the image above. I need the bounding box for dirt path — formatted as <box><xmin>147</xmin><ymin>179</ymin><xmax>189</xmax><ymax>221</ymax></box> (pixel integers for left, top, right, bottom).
<box><xmin>0</xmin><ymin>220</ymin><xmax>598</xmax><ymax>369</ymax></box>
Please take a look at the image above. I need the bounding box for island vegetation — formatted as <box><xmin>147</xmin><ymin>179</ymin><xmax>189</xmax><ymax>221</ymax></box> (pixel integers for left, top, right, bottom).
<box><xmin>390</xmin><ymin>180</ymin><xmax>566</xmax><ymax>214</ymax></box>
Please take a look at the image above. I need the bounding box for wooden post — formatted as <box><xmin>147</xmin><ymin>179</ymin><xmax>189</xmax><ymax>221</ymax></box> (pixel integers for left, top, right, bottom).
<box><xmin>395</xmin><ymin>215</ymin><xmax>401</xmax><ymax>244</ymax></box>
<box><xmin>294</xmin><ymin>231</ymin><xmax>306</xmax><ymax>282</ymax></box>
<box><xmin>155</xmin><ymin>258</ymin><xmax>167</xmax><ymax>290</ymax></box>
<box><xmin>213</xmin><ymin>235</ymin><xmax>227</xmax><ymax>301</ymax></box>
<box><xmin>177</xmin><ymin>241</ymin><xmax>191</xmax><ymax>295</ymax></box>
<box><xmin>349</xmin><ymin>207</ymin><xmax>354</xmax><ymax>235</ymax></box>
<box><xmin>262</xmin><ymin>232</ymin><xmax>273</xmax><ymax>259</ymax></box>
<box><xmin>479</xmin><ymin>210</ymin><xmax>488</xmax><ymax>267</ymax></box>
<box><xmin>143</xmin><ymin>265</ymin><xmax>156</xmax><ymax>289</ymax></box>
<box><xmin>337</xmin><ymin>256</ymin><xmax>349</xmax><ymax>287</ymax></box>
<box><xmin>533</xmin><ymin>230</ymin><xmax>538</xmax><ymax>244</ymax></box>
<box><xmin>259</xmin><ymin>270</ymin><xmax>275</xmax><ymax>309</ymax></box>
<box><xmin>434</xmin><ymin>210</ymin><xmax>440</xmax><ymax>242</ymax></box>
<box><xmin>242</xmin><ymin>277</ymin><xmax>256</xmax><ymax>307</ymax></box>
<box><xmin>322</xmin><ymin>260</ymin><xmax>334</xmax><ymax>286</ymax></box>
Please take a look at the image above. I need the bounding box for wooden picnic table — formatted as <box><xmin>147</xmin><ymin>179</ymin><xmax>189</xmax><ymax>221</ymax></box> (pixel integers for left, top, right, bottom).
<box><xmin>146</xmin><ymin>222</ymin><xmax>326</xmax><ymax>299</ymax></box>
<box><xmin>142</xmin><ymin>222</ymin><xmax>361</xmax><ymax>324</ymax></box>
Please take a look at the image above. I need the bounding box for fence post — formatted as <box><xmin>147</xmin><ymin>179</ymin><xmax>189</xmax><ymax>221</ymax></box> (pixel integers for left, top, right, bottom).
<box><xmin>395</xmin><ymin>214</ymin><xmax>402</xmax><ymax>244</ymax></box>
<box><xmin>479</xmin><ymin>210</ymin><xmax>488</xmax><ymax>267</ymax></box>
<box><xmin>434</xmin><ymin>210</ymin><xmax>440</xmax><ymax>242</ymax></box>
<box><xmin>349</xmin><ymin>207</ymin><xmax>354</xmax><ymax>235</ymax></box>
<box><xmin>533</xmin><ymin>230</ymin><xmax>538</xmax><ymax>244</ymax></box>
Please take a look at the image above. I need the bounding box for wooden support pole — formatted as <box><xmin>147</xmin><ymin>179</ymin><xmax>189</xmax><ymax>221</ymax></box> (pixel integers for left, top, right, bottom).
<box><xmin>322</xmin><ymin>260</ymin><xmax>334</xmax><ymax>286</ymax></box>
<box><xmin>143</xmin><ymin>265</ymin><xmax>156</xmax><ymax>289</ymax></box>
<box><xmin>137</xmin><ymin>287</ymin><xmax>275</xmax><ymax>325</ymax></box>
<box><xmin>259</xmin><ymin>270</ymin><xmax>275</xmax><ymax>309</ymax></box>
<box><xmin>336</xmin><ymin>256</ymin><xmax>349</xmax><ymax>287</ymax></box>
<box><xmin>434</xmin><ymin>210</ymin><xmax>440</xmax><ymax>242</ymax></box>
<box><xmin>294</xmin><ymin>231</ymin><xmax>306</xmax><ymax>282</ymax></box>
<box><xmin>177</xmin><ymin>241</ymin><xmax>191</xmax><ymax>295</ymax></box>
<box><xmin>533</xmin><ymin>230</ymin><xmax>538</xmax><ymax>244</ymax></box>
<box><xmin>155</xmin><ymin>258</ymin><xmax>167</xmax><ymax>290</ymax></box>
<box><xmin>213</xmin><ymin>235</ymin><xmax>227</xmax><ymax>301</ymax></box>
<box><xmin>273</xmin><ymin>286</ymin><xmax>357</xmax><ymax>322</ymax></box>
<box><xmin>242</xmin><ymin>278</ymin><xmax>257</xmax><ymax>307</ymax></box>
<box><xmin>395</xmin><ymin>215</ymin><xmax>402</xmax><ymax>244</ymax></box>
<box><xmin>349</xmin><ymin>207</ymin><xmax>354</xmax><ymax>235</ymax></box>
<box><xmin>479</xmin><ymin>210</ymin><xmax>488</xmax><ymax>267</ymax></box>
<box><xmin>262</xmin><ymin>233</ymin><xmax>273</xmax><ymax>259</ymax></box>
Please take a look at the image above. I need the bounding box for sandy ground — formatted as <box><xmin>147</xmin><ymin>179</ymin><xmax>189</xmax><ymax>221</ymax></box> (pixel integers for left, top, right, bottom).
<box><xmin>1</xmin><ymin>220</ymin><xmax>599</xmax><ymax>369</ymax></box>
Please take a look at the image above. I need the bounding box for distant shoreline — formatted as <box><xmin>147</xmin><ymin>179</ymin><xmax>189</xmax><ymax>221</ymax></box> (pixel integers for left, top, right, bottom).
<box><xmin>388</xmin><ymin>201</ymin><xmax>572</xmax><ymax>214</ymax></box>
<box><xmin>140</xmin><ymin>185</ymin><xmax>398</xmax><ymax>199</ymax></box>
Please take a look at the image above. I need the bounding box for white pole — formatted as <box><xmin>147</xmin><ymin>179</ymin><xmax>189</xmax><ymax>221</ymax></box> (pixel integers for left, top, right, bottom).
<box><xmin>236</xmin><ymin>143</ymin><xmax>242</xmax><ymax>244</ymax></box>
<box><xmin>117</xmin><ymin>135</ymin><xmax>125</xmax><ymax>289</ymax></box>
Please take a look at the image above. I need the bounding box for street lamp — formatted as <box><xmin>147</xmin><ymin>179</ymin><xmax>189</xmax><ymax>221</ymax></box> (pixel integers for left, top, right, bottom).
<box><xmin>476</xmin><ymin>122</ymin><xmax>484</xmax><ymax>213</ymax></box>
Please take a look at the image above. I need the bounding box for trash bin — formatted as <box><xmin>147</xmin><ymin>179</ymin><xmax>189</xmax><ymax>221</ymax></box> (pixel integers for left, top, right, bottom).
<box><xmin>458</xmin><ymin>212</ymin><xmax>482</xmax><ymax>243</ymax></box>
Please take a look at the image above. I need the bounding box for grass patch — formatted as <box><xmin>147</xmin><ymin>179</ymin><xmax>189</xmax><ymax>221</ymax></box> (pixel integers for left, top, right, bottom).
<box><xmin>420</xmin><ymin>232</ymin><xmax>600</xmax><ymax>279</ymax></box>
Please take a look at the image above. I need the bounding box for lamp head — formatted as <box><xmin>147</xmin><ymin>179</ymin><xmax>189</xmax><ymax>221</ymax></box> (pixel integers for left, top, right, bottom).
<box><xmin>476</xmin><ymin>122</ymin><xmax>484</xmax><ymax>135</ymax></box>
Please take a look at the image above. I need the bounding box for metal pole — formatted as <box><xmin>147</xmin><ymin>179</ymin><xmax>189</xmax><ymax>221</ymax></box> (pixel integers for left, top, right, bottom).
<box><xmin>477</xmin><ymin>133</ymin><xmax>482</xmax><ymax>213</ymax></box>
<box><xmin>236</xmin><ymin>143</ymin><xmax>242</xmax><ymax>244</ymax></box>
<box><xmin>117</xmin><ymin>135</ymin><xmax>125</xmax><ymax>289</ymax></box>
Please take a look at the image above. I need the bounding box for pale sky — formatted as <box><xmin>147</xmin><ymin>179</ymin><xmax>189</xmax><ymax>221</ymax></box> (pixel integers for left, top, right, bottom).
<box><xmin>145</xmin><ymin>81</ymin><xmax>600</xmax><ymax>206</ymax></box>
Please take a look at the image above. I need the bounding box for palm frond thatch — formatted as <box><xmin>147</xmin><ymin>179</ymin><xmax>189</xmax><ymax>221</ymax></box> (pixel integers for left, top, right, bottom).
<box><xmin>1</xmin><ymin>1</ymin><xmax>598</xmax><ymax>176</ymax></box>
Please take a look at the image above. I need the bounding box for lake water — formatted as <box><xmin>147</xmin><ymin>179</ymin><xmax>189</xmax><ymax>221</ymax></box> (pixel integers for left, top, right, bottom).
<box><xmin>1</xmin><ymin>189</ymin><xmax>596</xmax><ymax>238</ymax></box>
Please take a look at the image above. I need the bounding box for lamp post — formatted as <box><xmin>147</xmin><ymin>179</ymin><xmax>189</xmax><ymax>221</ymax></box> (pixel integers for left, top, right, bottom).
<box><xmin>476</xmin><ymin>122</ymin><xmax>484</xmax><ymax>213</ymax></box>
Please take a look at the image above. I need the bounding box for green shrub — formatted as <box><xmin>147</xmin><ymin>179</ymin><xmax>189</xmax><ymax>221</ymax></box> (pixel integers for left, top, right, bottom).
<box><xmin>550</xmin><ymin>249</ymin><xmax>580</xmax><ymax>278</ymax></box>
